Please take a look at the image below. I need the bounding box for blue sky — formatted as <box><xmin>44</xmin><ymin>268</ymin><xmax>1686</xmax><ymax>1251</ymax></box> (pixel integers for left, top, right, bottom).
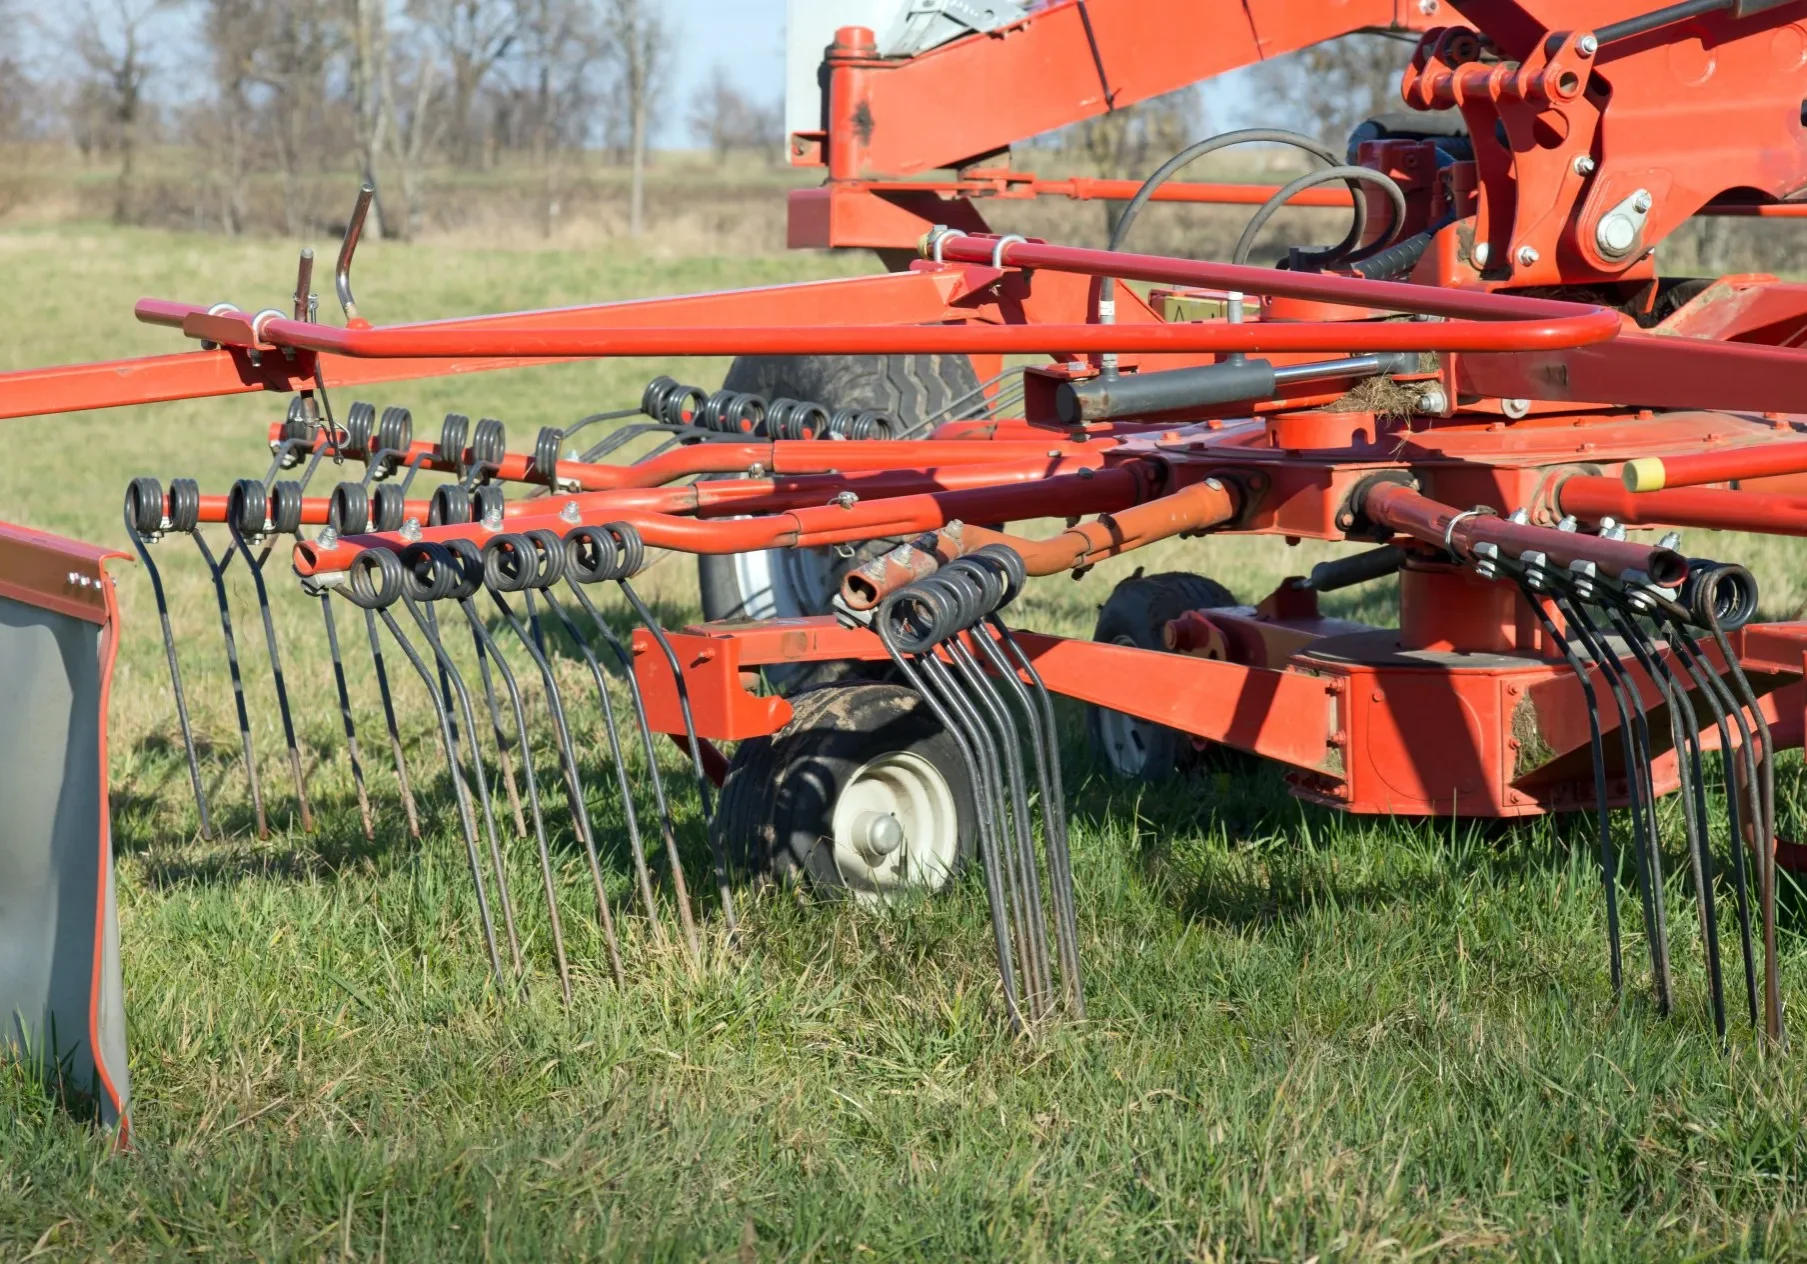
<box><xmin>655</xmin><ymin>0</ymin><xmax>789</xmax><ymax>146</ymax></box>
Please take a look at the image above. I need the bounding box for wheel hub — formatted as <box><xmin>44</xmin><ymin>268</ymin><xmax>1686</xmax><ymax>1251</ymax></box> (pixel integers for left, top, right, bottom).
<box><xmin>829</xmin><ymin>750</ymin><xmax>960</xmax><ymax>902</ymax></box>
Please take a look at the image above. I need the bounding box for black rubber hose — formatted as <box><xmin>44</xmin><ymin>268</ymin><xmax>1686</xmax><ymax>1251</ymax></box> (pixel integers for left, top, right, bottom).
<box><xmin>1234</xmin><ymin>166</ymin><xmax>1406</xmax><ymax>269</ymax></box>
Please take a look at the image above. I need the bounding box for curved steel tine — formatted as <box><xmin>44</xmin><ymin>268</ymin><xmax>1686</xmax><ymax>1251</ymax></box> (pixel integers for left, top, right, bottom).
<box><xmin>1604</xmin><ymin>599</ymin><xmax>1725</xmax><ymax>1038</ymax></box>
<box><xmin>370</xmin><ymin>599</ymin><xmax>504</xmax><ymax>989</ymax></box>
<box><xmin>618</xmin><ymin>578</ymin><xmax>739</xmax><ymax>934</ymax></box>
<box><xmin>537</xmin><ymin>588</ymin><xmax>677</xmax><ymax>952</ymax></box>
<box><xmin>1558</xmin><ymin>591</ymin><xmax>1673</xmax><ymax>1013</ymax></box>
<box><xmin>468</xmin><ymin>621</ymin><xmax>529</xmax><ymax>839</ymax></box>
<box><xmin>191</xmin><ymin>531</ymin><xmax>267</xmax><ymax>838</ymax></box>
<box><xmin>364</xmin><ymin>606</ymin><xmax>421</xmax><ymax>838</ymax></box>
<box><xmin>1700</xmin><ymin>609</ymin><xmax>1785</xmax><ymax>1046</ymax></box>
<box><xmin>1665</xmin><ymin>622</ymin><xmax>1760</xmax><ymax>1028</ymax></box>
<box><xmin>319</xmin><ymin>594</ymin><xmax>374</xmax><ymax>840</ymax></box>
<box><xmin>421</xmin><ymin>602</ymin><xmax>464</xmax><ymax>761</ymax></box>
<box><xmin>920</xmin><ymin>651</ymin><xmax>1043</xmax><ymax>1020</ymax></box>
<box><xmin>397</xmin><ymin>450</ymin><xmax>433</xmax><ymax>499</ymax></box>
<box><xmin>973</xmin><ymin>622</ymin><xmax>1085</xmax><ymax>1017</ymax></box>
<box><xmin>561</xmin><ymin>580</ymin><xmax>703</xmax><ymax>961</ymax></box>
<box><xmin>402</xmin><ymin>595</ymin><xmax>523</xmax><ymax>977</ymax></box>
<box><xmin>124</xmin><ymin>512</ymin><xmax>213</xmax><ymax>841</ymax></box>
<box><xmin>488</xmin><ymin>589</ymin><xmax>627</xmax><ymax>987</ymax></box>
<box><xmin>948</xmin><ymin>637</ymin><xmax>1055</xmax><ymax>1012</ymax></box>
<box><xmin>874</xmin><ymin>619</ymin><xmax>1024</xmax><ymax>1033</ymax></box>
<box><xmin>226</xmin><ymin>516</ymin><xmax>314</xmax><ymax>834</ymax></box>
<box><xmin>1519</xmin><ymin>581</ymin><xmax>1622</xmax><ymax>996</ymax></box>
<box><xmin>455</xmin><ymin>597</ymin><xmax>572</xmax><ymax>1004</ymax></box>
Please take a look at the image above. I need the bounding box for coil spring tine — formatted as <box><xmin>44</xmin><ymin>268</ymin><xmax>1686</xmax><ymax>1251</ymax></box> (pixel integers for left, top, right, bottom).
<box><xmin>123</xmin><ymin>499</ymin><xmax>213</xmax><ymax>841</ymax></box>
<box><xmin>487</xmin><ymin>589</ymin><xmax>627</xmax><ymax>987</ymax></box>
<box><xmin>874</xmin><ymin>618</ymin><xmax>1025</xmax><ymax>1032</ymax></box>
<box><xmin>319</xmin><ymin>595</ymin><xmax>374</xmax><ymax>840</ymax></box>
<box><xmin>1520</xmin><ymin>582</ymin><xmax>1622</xmax><ymax>996</ymax></box>
<box><xmin>1665</xmin><ymin>623</ymin><xmax>1761</xmax><ymax>1028</ymax></box>
<box><xmin>363</xmin><ymin>606</ymin><xmax>421</xmax><ymax>838</ymax></box>
<box><xmin>468</xmin><ymin>624</ymin><xmax>529</xmax><ymax>839</ymax></box>
<box><xmin>618</xmin><ymin>577</ymin><xmax>740</xmax><ymax>935</ymax></box>
<box><xmin>1699</xmin><ymin>606</ymin><xmax>1785</xmax><ymax>1046</ymax></box>
<box><xmin>560</xmin><ymin>579</ymin><xmax>703</xmax><ymax>962</ymax></box>
<box><xmin>537</xmin><ymin>588</ymin><xmax>676</xmax><ymax>952</ymax></box>
<box><xmin>455</xmin><ymin>597</ymin><xmax>571</xmax><ymax>1003</ymax></box>
<box><xmin>226</xmin><ymin>506</ymin><xmax>314</xmax><ymax>834</ymax></box>
<box><xmin>1604</xmin><ymin>600</ymin><xmax>1725</xmax><ymax>1038</ymax></box>
<box><xmin>973</xmin><ymin>623</ymin><xmax>1086</xmax><ymax>1017</ymax></box>
<box><xmin>947</xmin><ymin>638</ymin><xmax>1055</xmax><ymax>1013</ymax></box>
<box><xmin>1560</xmin><ymin>592</ymin><xmax>1674</xmax><ymax>1014</ymax></box>
<box><xmin>404</xmin><ymin>595</ymin><xmax>523</xmax><ymax>978</ymax></box>
<box><xmin>192</xmin><ymin>531</ymin><xmax>268</xmax><ymax>838</ymax></box>
<box><xmin>370</xmin><ymin>601</ymin><xmax>505</xmax><ymax>989</ymax></box>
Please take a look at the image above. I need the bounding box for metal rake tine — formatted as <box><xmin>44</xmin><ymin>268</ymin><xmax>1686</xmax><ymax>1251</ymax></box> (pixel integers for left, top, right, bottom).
<box><xmin>224</xmin><ymin>486</ymin><xmax>314</xmax><ymax>834</ymax></box>
<box><xmin>948</xmin><ymin>637</ymin><xmax>1056</xmax><ymax>1012</ymax></box>
<box><xmin>455</xmin><ymin>595</ymin><xmax>572</xmax><ymax>1004</ymax></box>
<box><xmin>538</xmin><ymin>586</ymin><xmax>676</xmax><ymax>951</ymax></box>
<box><xmin>469</xmin><ymin>618</ymin><xmax>530</xmax><ymax>839</ymax></box>
<box><xmin>1605</xmin><ymin>599</ymin><xmax>1725</xmax><ymax>1038</ymax></box>
<box><xmin>1665</xmin><ymin>622</ymin><xmax>1761</xmax><ymax>1028</ymax></box>
<box><xmin>875</xmin><ymin>616</ymin><xmax>1025</xmax><ymax>1033</ymax></box>
<box><xmin>369</xmin><ymin>599</ymin><xmax>505</xmax><ymax>989</ymax></box>
<box><xmin>488</xmin><ymin>586</ymin><xmax>627</xmax><ymax>987</ymax></box>
<box><xmin>975</xmin><ymin>621</ymin><xmax>1085</xmax><ymax>1017</ymax></box>
<box><xmin>191</xmin><ymin>530</ymin><xmax>268</xmax><ymax>838</ymax></box>
<box><xmin>920</xmin><ymin>650</ymin><xmax>1044</xmax><ymax>1020</ymax></box>
<box><xmin>1520</xmin><ymin>582</ymin><xmax>1622</xmax><ymax>996</ymax></box>
<box><xmin>363</xmin><ymin>605</ymin><xmax>421</xmax><ymax>838</ymax></box>
<box><xmin>560</xmin><ymin>578</ymin><xmax>702</xmax><ymax>962</ymax></box>
<box><xmin>319</xmin><ymin>594</ymin><xmax>374</xmax><ymax>840</ymax></box>
<box><xmin>1559</xmin><ymin>591</ymin><xmax>1674</xmax><ymax>1014</ymax></box>
<box><xmin>123</xmin><ymin>486</ymin><xmax>213</xmax><ymax>841</ymax></box>
<box><xmin>618</xmin><ymin>576</ymin><xmax>740</xmax><ymax>934</ymax></box>
<box><xmin>402</xmin><ymin>595</ymin><xmax>523</xmax><ymax>977</ymax></box>
<box><xmin>1699</xmin><ymin>605</ymin><xmax>1785</xmax><ymax>1046</ymax></box>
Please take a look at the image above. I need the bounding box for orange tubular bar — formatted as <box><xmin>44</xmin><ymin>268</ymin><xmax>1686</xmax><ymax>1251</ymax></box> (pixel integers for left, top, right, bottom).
<box><xmin>1557</xmin><ymin>477</ymin><xmax>1807</xmax><ymax>538</ymax></box>
<box><xmin>294</xmin><ymin>461</ymin><xmax>1167</xmax><ymax>576</ymax></box>
<box><xmin>961</xmin><ymin>478</ymin><xmax>1240</xmax><ymax>575</ymax></box>
<box><xmin>1616</xmin><ymin>442</ymin><xmax>1807</xmax><ymax>492</ymax></box>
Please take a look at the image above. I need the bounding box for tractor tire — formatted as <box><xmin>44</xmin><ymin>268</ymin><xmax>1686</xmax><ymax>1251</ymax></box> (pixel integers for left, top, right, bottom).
<box><xmin>697</xmin><ymin>353</ymin><xmax>981</xmax><ymax>608</ymax></box>
<box><xmin>1084</xmin><ymin>571</ymin><xmax>1239</xmax><ymax>782</ymax></box>
<box><xmin>714</xmin><ymin>681</ymin><xmax>979</xmax><ymax>901</ymax></box>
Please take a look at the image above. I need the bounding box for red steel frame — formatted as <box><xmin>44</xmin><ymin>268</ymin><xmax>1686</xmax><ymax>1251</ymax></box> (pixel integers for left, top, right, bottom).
<box><xmin>6</xmin><ymin>0</ymin><xmax>1807</xmax><ymax>828</ymax></box>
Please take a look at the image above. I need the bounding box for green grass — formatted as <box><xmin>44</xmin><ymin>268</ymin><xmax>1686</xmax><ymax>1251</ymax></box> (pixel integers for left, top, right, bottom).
<box><xmin>6</xmin><ymin>223</ymin><xmax>1807</xmax><ymax>1260</ymax></box>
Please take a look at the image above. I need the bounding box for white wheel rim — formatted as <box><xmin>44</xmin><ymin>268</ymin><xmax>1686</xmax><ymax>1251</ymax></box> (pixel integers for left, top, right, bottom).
<box><xmin>1096</xmin><ymin>634</ymin><xmax>1161</xmax><ymax>777</ymax></box>
<box><xmin>829</xmin><ymin>750</ymin><xmax>961</xmax><ymax>903</ymax></box>
<box><xmin>731</xmin><ymin>546</ymin><xmax>843</xmax><ymax>619</ymax></box>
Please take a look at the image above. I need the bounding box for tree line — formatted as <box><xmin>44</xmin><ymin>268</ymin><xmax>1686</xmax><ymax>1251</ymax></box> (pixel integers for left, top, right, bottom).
<box><xmin>5</xmin><ymin>0</ymin><xmax>782</xmax><ymax>238</ymax></box>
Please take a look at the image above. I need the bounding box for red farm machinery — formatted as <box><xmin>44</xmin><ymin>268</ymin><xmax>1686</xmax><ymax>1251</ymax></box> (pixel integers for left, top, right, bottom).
<box><xmin>10</xmin><ymin>0</ymin><xmax>1807</xmax><ymax>1132</ymax></box>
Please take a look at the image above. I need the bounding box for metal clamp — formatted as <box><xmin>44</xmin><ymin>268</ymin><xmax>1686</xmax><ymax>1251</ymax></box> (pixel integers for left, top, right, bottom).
<box><xmin>927</xmin><ymin>226</ymin><xmax>968</xmax><ymax>263</ymax></box>
<box><xmin>990</xmin><ymin>234</ymin><xmax>1027</xmax><ymax>268</ymax></box>
<box><xmin>1443</xmin><ymin>504</ymin><xmax>1497</xmax><ymax>554</ymax></box>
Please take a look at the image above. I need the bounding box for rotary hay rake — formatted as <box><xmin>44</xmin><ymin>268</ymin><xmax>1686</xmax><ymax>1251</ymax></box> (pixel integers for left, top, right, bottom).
<box><xmin>17</xmin><ymin>0</ymin><xmax>1807</xmax><ymax>1132</ymax></box>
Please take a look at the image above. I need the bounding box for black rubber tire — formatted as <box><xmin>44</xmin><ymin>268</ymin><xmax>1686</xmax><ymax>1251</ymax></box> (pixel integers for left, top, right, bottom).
<box><xmin>695</xmin><ymin>353</ymin><xmax>983</xmax><ymax>623</ymax></box>
<box><xmin>715</xmin><ymin>682</ymin><xmax>979</xmax><ymax>896</ymax></box>
<box><xmin>1084</xmin><ymin>571</ymin><xmax>1239</xmax><ymax>783</ymax></box>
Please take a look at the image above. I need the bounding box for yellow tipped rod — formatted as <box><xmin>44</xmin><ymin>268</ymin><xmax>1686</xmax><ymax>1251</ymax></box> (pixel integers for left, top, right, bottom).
<box><xmin>1622</xmin><ymin>457</ymin><xmax>1667</xmax><ymax>492</ymax></box>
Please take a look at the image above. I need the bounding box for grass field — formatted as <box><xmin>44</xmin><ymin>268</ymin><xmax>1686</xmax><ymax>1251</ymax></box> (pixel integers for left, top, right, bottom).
<box><xmin>6</xmin><ymin>222</ymin><xmax>1807</xmax><ymax>1261</ymax></box>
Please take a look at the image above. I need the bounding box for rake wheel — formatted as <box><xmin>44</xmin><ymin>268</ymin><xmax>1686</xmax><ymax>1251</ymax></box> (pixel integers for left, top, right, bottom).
<box><xmin>715</xmin><ymin>681</ymin><xmax>978</xmax><ymax>902</ymax></box>
<box><xmin>1086</xmin><ymin>571</ymin><xmax>1239</xmax><ymax>783</ymax></box>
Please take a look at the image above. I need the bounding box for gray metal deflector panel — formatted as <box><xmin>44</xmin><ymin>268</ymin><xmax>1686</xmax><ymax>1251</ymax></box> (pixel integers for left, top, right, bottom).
<box><xmin>0</xmin><ymin>593</ymin><xmax>129</xmax><ymax>1129</ymax></box>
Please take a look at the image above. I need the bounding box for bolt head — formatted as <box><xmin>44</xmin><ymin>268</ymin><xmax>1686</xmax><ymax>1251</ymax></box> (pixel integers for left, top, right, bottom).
<box><xmin>1418</xmin><ymin>0</ymin><xmax>1437</xmax><ymax>12</ymax></box>
<box><xmin>1473</xmin><ymin>242</ymin><xmax>1490</xmax><ymax>267</ymax></box>
<box><xmin>559</xmin><ymin>500</ymin><xmax>581</xmax><ymax>525</ymax></box>
<box><xmin>1597</xmin><ymin>213</ymin><xmax>1637</xmax><ymax>254</ymax></box>
<box><xmin>400</xmin><ymin>516</ymin><xmax>423</xmax><ymax>543</ymax></box>
<box><xmin>1577</xmin><ymin>32</ymin><xmax>1598</xmax><ymax>55</ymax></box>
<box><xmin>1515</xmin><ymin>245</ymin><xmax>1540</xmax><ymax>267</ymax></box>
<box><xmin>1417</xmin><ymin>385</ymin><xmax>1449</xmax><ymax>414</ymax></box>
<box><xmin>481</xmin><ymin>510</ymin><xmax>503</xmax><ymax>532</ymax></box>
<box><xmin>1573</xmin><ymin>154</ymin><xmax>1596</xmax><ymax>175</ymax></box>
<box><xmin>1631</xmin><ymin>188</ymin><xmax>1652</xmax><ymax>213</ymax></box>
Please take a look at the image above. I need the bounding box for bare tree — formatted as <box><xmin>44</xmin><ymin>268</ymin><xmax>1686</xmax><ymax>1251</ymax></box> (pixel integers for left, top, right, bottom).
<box><xmin>346</xmin><ymin>0</ymin><xmax>391</xmax><ymax>236</ymax></box>
<box><xmin>196</xmin><ymin>0</ymin><xmax>264</xmax><ymax>235</ymax></box>
<box><xmin>511</xmin><ymin>0</ymin><xmax>604</xmax><ymax>236</ymax></box>
<box><xmin>408</xmin><ymin>0</ymin><xmax>517</xmax><ymax>166</ymax></box>
<box><xmin>1249</xmin><ymin>33</ymin><xmax>1406</xmax><ymax>148</ymax></box>
<box><xmin>385</xmin><ymin>28</ymin><xmax>449</xmax><ymax>238</ymax></box>
<box><xmin>69</xmin><ymin>0</ymin><xmax>169</xmax><ymax>223</ymax></box>
<box><xmin>686</xmin><ymin>64</ymin><xmax>778</xmax><ymax>165</ymax></box>
<box><xmin>601</xmin><ymin>0</ymin><xmax>668</xmax><ymax>237</ymax></box>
